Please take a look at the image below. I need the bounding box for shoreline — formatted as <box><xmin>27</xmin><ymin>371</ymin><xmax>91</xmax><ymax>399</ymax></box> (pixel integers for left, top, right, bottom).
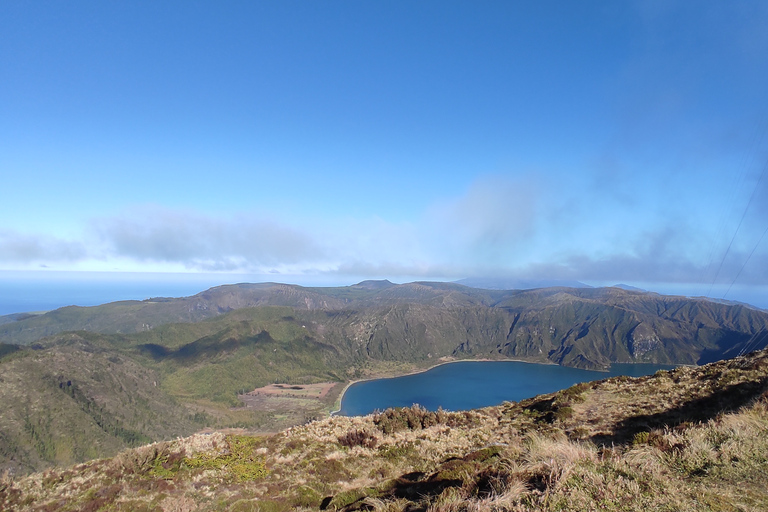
<box><xmin>329</xmin><ymin>357</ymin><xmax>680</xmax><ymax>417</ymax></box>
<box><xmin>329</xmin><ymin>356</ymin><xmax>549</xmax><ymax>416</ymax></box>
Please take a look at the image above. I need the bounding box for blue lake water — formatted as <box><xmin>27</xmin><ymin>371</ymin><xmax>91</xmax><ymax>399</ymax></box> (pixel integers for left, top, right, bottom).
<box><xmin>337</xmin><ymin>360</ymin><xmax>676</xmax><ymax>416</ymax></box>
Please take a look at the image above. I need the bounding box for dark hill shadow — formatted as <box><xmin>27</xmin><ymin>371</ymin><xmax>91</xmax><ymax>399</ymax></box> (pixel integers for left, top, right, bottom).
<box><xmin>0</xmin><ymin>342</ymin><xmax>19</xmax><ymax>358</ymax></box>
<box><xmin>321</xmin><ymin>448</ymin><xmax>503</xmax><ymax>511</ymax></box>
<box><xmin>698</xmin><ymin>333</ymin><xmax>768</xmax><ymax>365</ymax></box>
<box><xmin>137</xmin><ymin>331</ymin><xmax>273</xmax><ymax>362</ymax></box>
<box><xmin>590</xmin><ymin>377</ymin><xmax>768</xmax><ymax>446</ymax></box>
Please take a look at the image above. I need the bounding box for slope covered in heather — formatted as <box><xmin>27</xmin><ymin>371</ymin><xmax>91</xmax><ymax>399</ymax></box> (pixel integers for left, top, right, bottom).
<box><xmin>2</xmin><ymin>348</ymin><xmax>767</xmax><ymax>511</ymax></box>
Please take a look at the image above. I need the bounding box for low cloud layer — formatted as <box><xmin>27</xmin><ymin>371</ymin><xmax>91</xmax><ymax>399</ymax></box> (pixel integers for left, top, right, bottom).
<box><xmin>2</xmin><ymin>173</ymin><xmax>768</xmax><ymax>291</ymax></box>
<box><xmin>0</xmin><ymin>230</ymin><xmax>86</xmax><ymax>264</ymax></box>
<box><xmin>95</xmin><ymin>207</ymin><xmax>326</xmax><ymax>272</ymax></box>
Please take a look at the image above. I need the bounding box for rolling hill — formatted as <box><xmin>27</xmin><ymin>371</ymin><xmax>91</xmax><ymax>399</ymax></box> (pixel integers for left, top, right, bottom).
<box><xmin>1</xmin><ymin>281</ymin><xmax>768</xmax><ymax>475</ymax></box>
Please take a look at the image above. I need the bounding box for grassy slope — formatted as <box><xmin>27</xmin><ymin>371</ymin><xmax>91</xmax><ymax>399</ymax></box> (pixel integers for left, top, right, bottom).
<box><xmin>2</xmin><ymin>291</ymin><xmax>768</xmax><ymax>476</ymax></box>
<box><xmin>0</xmin><ymin>333</ymin><xmax>201</xmax><ymax>476</ymax></box>
<box><xmin>2</xmin><ymin>348</ymin><xmax>766</xmax><ymax>511</ymax></box>
<box><xmin>0</xmin><ymin>307</ymin><xmax>360</xmax><ymax>475</ymax></box>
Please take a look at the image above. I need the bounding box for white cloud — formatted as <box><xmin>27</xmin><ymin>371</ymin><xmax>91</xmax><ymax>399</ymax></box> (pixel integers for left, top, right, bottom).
<box><xmin>2</xmin><ymin>171</ymin><xmax>768</xmax><ymax>290</ymax></box>
<box><xmin>94</xmin><ymin>206</ymin><xmax>326</xmax><ymax>272</ymax></box>
<box><xmin>0</xmin><ymin>230</ymin><xmax>87</xmax><ymax>264</ymax></box>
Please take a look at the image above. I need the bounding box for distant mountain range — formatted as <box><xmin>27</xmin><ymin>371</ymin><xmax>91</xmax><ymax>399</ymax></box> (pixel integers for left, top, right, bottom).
<box><xmin>2</xmin><ymin>280</ymin><xmax>768</xmax><ymax>474</ymax></box>
<box><xmin>2</xmin><ymin>281</ymin><xmax>767</xmax><ymax>367</ymax></box>
<box><xmin>454</xmin><ymin>277</ymin><xmax>592</xmax><ymax>289</ymax></box>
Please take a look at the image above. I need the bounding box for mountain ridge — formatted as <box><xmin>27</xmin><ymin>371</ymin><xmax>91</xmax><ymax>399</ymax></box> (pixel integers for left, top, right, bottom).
<box><xmin>2</xmin><ymin>281</ymin><xmax>768</xmax><ymax>475</ymax></box>
<box><xmin>2</xmin><ymin>282</ymin><xmax>767</xmax><ymax>369</ymax></box>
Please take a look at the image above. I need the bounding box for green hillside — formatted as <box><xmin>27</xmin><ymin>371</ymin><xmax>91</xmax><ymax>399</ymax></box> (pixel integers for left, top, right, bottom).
<box><xmin>3</xmin><ymin>283</ymin><xmax>767</xmax><ymax>369</ymax></box>
<box><xmin>0</xmin><ymin>282</ymin><xmax>768</xmax><ymax>472</ymax></box>
<box><xmin>2</xmin><ymin>347</ymin><xmax>767</xmax><ymax>511</ymax></box>
<box><xmin>0</xmin><ymin>307</ymin><xmax>358</xmax><ymax>475</ymax></box>
<box><xmin>1</xmin><ymin>283</ymin><xmax>767</xmax><ymax>476</ymax></box>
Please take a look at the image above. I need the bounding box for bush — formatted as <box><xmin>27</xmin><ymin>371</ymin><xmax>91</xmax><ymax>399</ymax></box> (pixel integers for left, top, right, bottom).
<box><xmin>338</xmin><ymin>429</ymin><xmax>378</xmax><ymax>449</ymax></box>
<box><xmin>185</xmin><ymin>435</ymin><xmax>268</xmax><ymax>482</ymax></box>
<box><xmin>373</xmin><ymin>405</ymin><xmax>449</xmax><ymax>434</ymax></box>
<box><xmin>561</xmin><ymin>382</ymin><xmax>590</xmax><ymax>403</ymax></box>
<box><xmin>553</xmin><ymin>406</ymin><xmax>573</xmax><ymax>421</ymax></box>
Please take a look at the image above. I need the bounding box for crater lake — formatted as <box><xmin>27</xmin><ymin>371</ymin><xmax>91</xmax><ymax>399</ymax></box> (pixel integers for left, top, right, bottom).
<box><xmin>337</xmin><ymin>360</ymin><xmax>676</xmax><ymax>416</ymax></box>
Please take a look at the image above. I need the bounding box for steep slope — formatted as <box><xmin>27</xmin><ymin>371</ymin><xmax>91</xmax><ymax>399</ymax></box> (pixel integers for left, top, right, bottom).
<box><xmin>2</xmin><ymin>282</ymin><xmax>767</xmax><ymax>370</ymax></box>
<box><xmin>3</xmin><ymin>348</ymin><xmax>766</xmax><ymax>511</ymax></box>
<box><xmin>0</xmin><ymin>333</ymin><xmax>201</xmax><ymax>476</ymax></box>
<box><xmin>0</xmin><ymin>307</ymin><xmax>357</xmax><ymax>475</ymax></box>
<box><xmin>0</xmin><ymin>283</ymin><xmax>350</xmax><ymax>346</ymax></box>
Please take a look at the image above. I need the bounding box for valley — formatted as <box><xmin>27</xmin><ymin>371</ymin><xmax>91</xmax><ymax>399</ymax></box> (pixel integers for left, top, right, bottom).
<box><xmin>1</xmin><ymin>281</ymin><xmax>767</xmax><ymax>477</ymax></box>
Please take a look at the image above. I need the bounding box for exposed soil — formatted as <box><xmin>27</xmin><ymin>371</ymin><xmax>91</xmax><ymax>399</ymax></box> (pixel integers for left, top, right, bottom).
<box><xmin>245</xmin><ymin>382</ymin><xmax>337</xmax><ymax>399</ymax></box>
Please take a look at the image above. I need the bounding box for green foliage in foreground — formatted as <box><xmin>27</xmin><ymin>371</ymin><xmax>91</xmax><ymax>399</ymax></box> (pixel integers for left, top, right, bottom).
<box><xmin>2</xmin><ymin>349</ymin><xmax>768</xmax><ymax>511</ymax></box>
<box><xmin>134</xmin><ymin>435</ymin><xmax>270</xmax><ymax>483</ymax></box>
<box><xmin>184</xmin><ymin>435</ymin><xmax>269</xmax><ymax>482</ymax></box>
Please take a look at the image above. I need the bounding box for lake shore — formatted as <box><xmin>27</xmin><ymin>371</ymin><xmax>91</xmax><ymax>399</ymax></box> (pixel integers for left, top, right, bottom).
<box><xmin>329</xmin><ymin>356</ymin><xmax>552</xmax><ymax>416</ymax></box>
<box><xmin>331</xmin><ymin>358</ymin><xmax>681</xmax><ymax>417</ymax></box>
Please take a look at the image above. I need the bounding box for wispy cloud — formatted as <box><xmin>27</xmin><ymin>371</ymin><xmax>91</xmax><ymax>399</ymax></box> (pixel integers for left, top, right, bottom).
<box><xmin>0</xmin><ymin>230</ymin><xmax>87</xmax><ymax>264</ymax></box>
<box><xmin>422</xmin><ymin>175</ymin><xmax>541</xmax><ymax>266</ymax></box>
<box><xmin>94</xmin><ymin>207</ymin><xmax>326</xmax><ymax>272</ymax></box>
<box><xmin>3</xmin><ymin>171</ymin><xmax>768</xmax><ymax>289</ymax></box>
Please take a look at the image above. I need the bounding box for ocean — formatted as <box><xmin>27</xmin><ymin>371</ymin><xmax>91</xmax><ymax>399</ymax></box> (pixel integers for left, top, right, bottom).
<box><xmin>0</xmin><ymin>272</ymin><xmax>240</xmax><ymax>315</ymax></box>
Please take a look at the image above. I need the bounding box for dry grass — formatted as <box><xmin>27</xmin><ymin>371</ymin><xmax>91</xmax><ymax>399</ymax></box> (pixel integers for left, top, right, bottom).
<box><xmin>2</xmin><ymin>350</ymin><xmax>767</xmax><ymax>511</ymax></box>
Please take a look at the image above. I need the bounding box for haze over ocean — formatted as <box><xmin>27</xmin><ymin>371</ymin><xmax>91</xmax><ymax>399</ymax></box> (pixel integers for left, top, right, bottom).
<box><xmin>0</xmin><ymin>271</ymin><xmax>359</xmax><ymax>315</ymax></box>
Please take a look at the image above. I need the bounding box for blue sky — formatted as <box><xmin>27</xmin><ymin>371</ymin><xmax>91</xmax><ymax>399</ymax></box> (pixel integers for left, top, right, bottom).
<box><xmin>2</xmin><ymin>1</ymin><xmax>768</xmax><ymax>306</ymax></box>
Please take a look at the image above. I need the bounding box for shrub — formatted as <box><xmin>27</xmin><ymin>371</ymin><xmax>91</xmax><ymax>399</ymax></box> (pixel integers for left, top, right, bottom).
<box><xmin>373</xmin><ymin>405</ymin><xmax>450</xmax><ymax>434</ymax></box>
<box><xmin>185</xmin><ymin>435</ymin><xmax>268</xmax><ymax>482</ymax></box>
<box><xmin>338</xmin><ymin>429</ymin><xmax>378</xmax><ymax>449</ymax></box>
<box><xmin>112</xmin><ymin>444</ymin><xmax>175</xmax><ymax>476</ymax></box>
<box><xmin>633</xmin><ymin>431</ymin><xmax>650</xmax><ymax>445</ymax></box>
<box><xmin>561</xmin><ymin>382</ymin><xmax>590</xmax><ymax>403</ymax></box>
<box><xmin>554</xmin><ymin>406</ymin><xmax>574</xmax><ymax>421</ymax></box>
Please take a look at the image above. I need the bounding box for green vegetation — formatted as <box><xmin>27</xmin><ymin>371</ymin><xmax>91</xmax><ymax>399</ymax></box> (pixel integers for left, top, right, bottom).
<box><xmin>185</xmin><ymin>435</ymin><xmax>269</xmax><ymax>482</ymax></box>
<box><xmin>3</xmin><ymin>283</ymin><xmax>767</xmax><ymax>371</ymax></box>
<box><xmin>1</xmin><ymin>348</ymin><xmax>766</xmax><ymax>511</ymax></box>
<box><xmin>1</xmin><ymin>281</ymin><xmax>768</xmax><ymax>480</ymax></box>
<box><xmin>0</xmin><ymin>343</ymin><xmax>19</xmax><ymax>359</ymax></box>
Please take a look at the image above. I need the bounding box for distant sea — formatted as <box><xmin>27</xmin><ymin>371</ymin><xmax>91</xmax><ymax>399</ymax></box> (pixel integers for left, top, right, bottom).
<box><xmin>0</xmin><ymin>271</ymin><xmax>263</xmax><ymax>316</ymax></box>
<box><xmin>0</xmin><ymin>271</ymin><xmax>370</xmax><ymax>316</ymax></box>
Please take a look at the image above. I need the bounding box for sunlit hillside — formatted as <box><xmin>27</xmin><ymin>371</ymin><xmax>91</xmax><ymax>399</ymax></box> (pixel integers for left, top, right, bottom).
<box><xmin>3</xmin><ymin>348</ymin><xmax>766</xmax><ymax>511</ymax></box>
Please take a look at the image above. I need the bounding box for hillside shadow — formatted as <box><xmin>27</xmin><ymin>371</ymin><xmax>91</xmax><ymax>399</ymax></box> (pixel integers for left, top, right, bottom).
<box><xmin>321</xmin><ymin>448</ymin><xmax>504</xmax><ymax>511</ymax></box>
<box><xmin>0</xmin><ymin>342</ymin><xmax>20</xmax><ymax>359</ymax></box>
<box><xmin>698</xmin><ymin>335</ymin><xmax>768</xmax><ymax>365</ymax></box>
<box><xmin>137</xmin><ymin>331</ymin><xmax>272</xmax><ymax>361</ymax></box>
<box><xmin>590</xmin><ymin>377</ymin><xmax>768</xmax><ymax>446</ymax></box>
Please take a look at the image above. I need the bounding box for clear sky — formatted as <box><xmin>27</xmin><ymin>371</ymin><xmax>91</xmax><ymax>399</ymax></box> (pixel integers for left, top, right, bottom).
<box><xmin>2</xmin><ymin>1</ymin><xmax>768</xmax><ymax>306</ymax></box>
